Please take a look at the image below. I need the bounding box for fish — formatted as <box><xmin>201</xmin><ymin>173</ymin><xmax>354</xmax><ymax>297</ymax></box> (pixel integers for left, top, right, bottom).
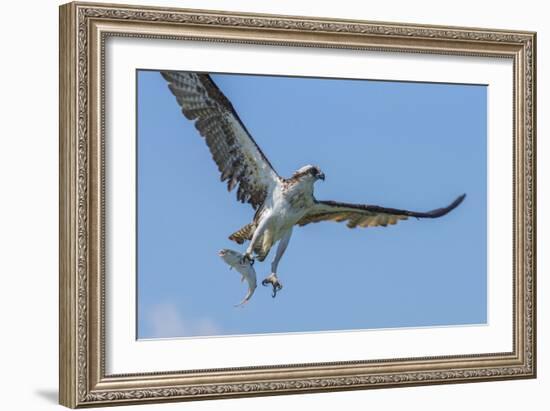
<box><xmin>218</xmin><ymin>249</ymin><xmax>257</xmax><ymax>307</ymax></box>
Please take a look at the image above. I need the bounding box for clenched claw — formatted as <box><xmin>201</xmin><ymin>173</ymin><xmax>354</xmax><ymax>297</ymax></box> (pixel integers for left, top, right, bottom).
<box><xmin>240</xmin><ymin>254</ymin><xmax>255</xmax><ymax>266</ymax></box>
<box><xmin>262</xmin><ymin>274</ymin><xmax>283</xmax><ymax>298</ymax></box>
<box><xmin>271</xmin><ymin>282</ymin><xmax>283</xmax><ymax>298</ymax></box>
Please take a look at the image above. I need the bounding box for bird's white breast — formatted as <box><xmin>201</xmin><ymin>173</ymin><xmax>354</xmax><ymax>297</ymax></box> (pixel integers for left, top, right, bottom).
<box><xmin>260</xmin><ymin>180</ymin><xmax>314</xmax><ymax>241</ymax></box>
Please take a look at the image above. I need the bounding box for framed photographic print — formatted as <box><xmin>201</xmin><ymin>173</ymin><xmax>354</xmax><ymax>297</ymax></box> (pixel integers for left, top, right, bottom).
<box><xmin>59</xmin><ymin>1</ymin><xmax>537</xmax><ymax>408</ymax></box>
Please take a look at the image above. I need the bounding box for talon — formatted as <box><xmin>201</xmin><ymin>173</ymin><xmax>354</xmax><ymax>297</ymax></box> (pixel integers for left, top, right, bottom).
<box><xmin>271</xmin><ymin>282</ymin><xmax>283</xmax><ymax>298</ymax></box>
<box><xmin>262</xmin><ymin>274</ymin><xmax>283</xmax><ymax>298</ymax></box>
<box><xmin>271</xmin><ymin>283</ymin><xmax>283</xmax><ymax>298</ymax></box>
<box><xmin>240</xmin><ymin>254</ymin><xmax>254</xmax><ymax>266</ymax></box>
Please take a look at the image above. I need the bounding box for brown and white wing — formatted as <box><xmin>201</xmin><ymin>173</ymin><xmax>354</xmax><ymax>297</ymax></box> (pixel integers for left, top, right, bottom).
<box><xmin>161</xmin><ymin>71</ymin><xmax>280</xmax><ymax>209</ymax></box>
<box><xmin>297</xmin><ymin>194</ymin><xmax>466</xmax><ymax>229</ymax></box>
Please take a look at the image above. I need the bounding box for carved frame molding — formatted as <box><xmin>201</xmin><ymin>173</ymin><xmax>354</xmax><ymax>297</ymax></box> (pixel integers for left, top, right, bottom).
<box><xmin>59</xmin><ymin>2</ymin><xmax>536</xmax><ymax>408</ymax></box>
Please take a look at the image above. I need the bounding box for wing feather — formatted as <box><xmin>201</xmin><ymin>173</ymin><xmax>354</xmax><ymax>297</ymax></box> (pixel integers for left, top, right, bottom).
<box><xmin>297</xmin><ymin>194</ymin><xmax>466</xmax><ymax>229</ymax></box>
<box><xmin>161</xmin><ymin>71</ymin><xmax>280</xmax><ymax>209</ymax></box>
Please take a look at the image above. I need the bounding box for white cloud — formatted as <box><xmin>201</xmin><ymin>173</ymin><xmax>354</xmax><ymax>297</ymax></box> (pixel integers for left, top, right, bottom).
<box><xmin>195</xmin><ymin>318</ymin><xmax>221</xmax><ymax>336</ymax></box>
<box><xmin>146</xmin><ymin>303</ymin><xmax>223</xmax><ymax>338</ymax></box>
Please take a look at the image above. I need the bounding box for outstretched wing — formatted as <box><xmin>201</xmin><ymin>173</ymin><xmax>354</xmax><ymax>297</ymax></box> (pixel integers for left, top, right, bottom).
<box><xmin>161</xmin><ymin>71</ymin><xmax>280</xmax><ymax>209</ymax></box>
<box><xmin>297</xmin><ymin>194</ymin><xmax>466</xmax><ymax>229</ymax></box>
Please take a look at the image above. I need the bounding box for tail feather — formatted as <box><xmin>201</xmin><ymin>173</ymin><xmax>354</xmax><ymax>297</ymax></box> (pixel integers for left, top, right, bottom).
<box><xmin>228</xmin><ymin>223</ymin><xmax>255</xmax><ymax>244</ymax></box>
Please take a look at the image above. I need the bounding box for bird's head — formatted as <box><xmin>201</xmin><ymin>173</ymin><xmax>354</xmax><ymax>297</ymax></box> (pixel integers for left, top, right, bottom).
<box><xmin>292</xmin><ymin>165</ymin><xmax>325</xmax><ymax>183</ymax></box>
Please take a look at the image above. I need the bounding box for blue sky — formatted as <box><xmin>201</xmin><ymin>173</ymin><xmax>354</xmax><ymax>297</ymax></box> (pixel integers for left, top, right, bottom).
<box><xmin>136</xmin><ymin>70</ymin><xmax>487</xmax><ymax>339</ymax></box>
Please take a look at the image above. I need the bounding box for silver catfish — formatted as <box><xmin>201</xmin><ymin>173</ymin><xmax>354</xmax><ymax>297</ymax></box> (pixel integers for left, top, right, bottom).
<box><xmin>218</xmin><ymin>249</ymin><xmax>257</xmax><ymax>307</ymax></box>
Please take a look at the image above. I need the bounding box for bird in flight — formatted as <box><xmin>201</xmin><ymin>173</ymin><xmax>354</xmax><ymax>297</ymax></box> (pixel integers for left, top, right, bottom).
<box><xmin>161</xmin><ymin>71</ymin><xmax>466</xmax><ymax>304</ymax></box>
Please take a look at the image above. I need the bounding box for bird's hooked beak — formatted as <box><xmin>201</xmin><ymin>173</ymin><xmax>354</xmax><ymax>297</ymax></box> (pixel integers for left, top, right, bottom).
<box><xmin>318</xmin><ymin>172</ymin><xmax>325</xmax><ymax>181</ymax></box>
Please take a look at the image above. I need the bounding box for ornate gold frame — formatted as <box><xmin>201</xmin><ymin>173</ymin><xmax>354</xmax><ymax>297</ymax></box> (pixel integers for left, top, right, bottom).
<box><xmin>59</xmin><ymin>1</ymin><xmax>536</xmax><ymax>408</ymax></box>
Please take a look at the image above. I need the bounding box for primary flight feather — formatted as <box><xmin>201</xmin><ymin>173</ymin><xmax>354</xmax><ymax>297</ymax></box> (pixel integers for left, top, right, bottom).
<box><xmin>161</xmin><ymin>71</ymin><xmax>466</xmax><ymax>303</ymax></box>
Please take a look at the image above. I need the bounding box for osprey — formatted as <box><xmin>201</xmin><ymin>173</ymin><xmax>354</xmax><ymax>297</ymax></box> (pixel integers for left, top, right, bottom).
<box><xmin>161</xmin><ymin>71</ymin><xmax>466</xmax><ymax>302</ymax></box>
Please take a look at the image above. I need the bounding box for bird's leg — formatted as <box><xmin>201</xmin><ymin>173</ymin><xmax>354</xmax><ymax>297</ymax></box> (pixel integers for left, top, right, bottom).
<box><xmin>241</xmin><ymin>218</ymin><xmax>269</xmax><ymax>265</ymax></box>
<box><xmin>262</xmin><ymin>228</ymin><xmax>292</xmax><ymax>298</ymax></box>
